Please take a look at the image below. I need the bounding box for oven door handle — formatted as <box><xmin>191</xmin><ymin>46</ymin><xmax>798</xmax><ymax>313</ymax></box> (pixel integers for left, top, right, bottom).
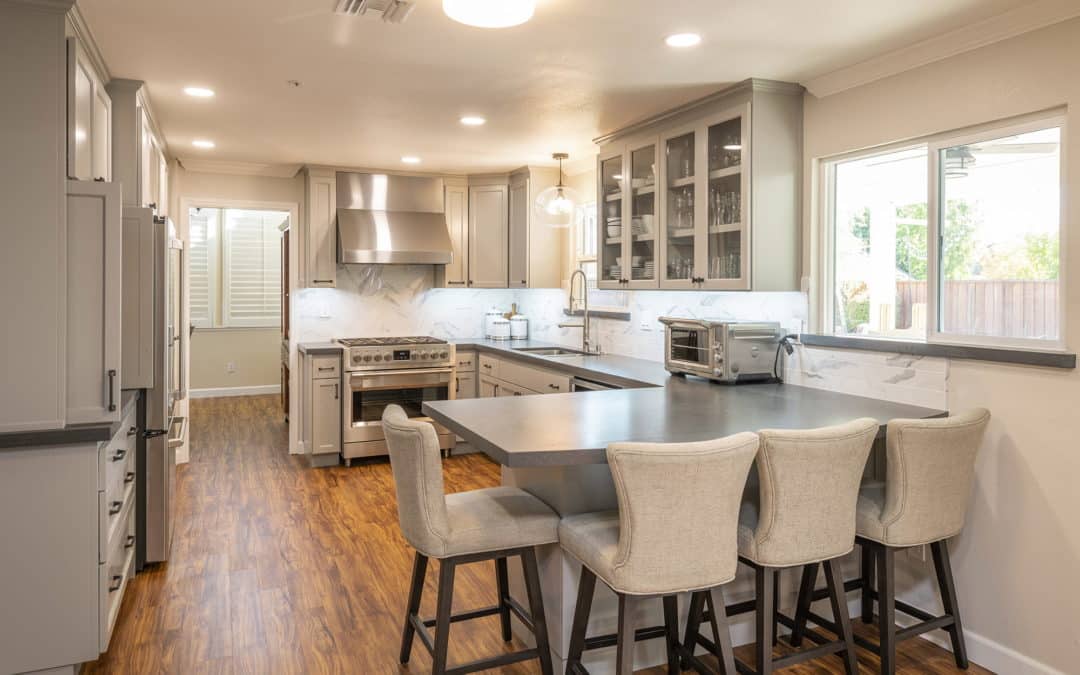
<box><xmin>350</xmin><ymin>368</ymin><xmax>454</xmax><ymax>390</ymax></box>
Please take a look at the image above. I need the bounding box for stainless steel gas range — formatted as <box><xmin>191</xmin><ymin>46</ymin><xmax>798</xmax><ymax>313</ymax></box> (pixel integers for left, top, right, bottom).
<box><xmin>337</xmin><ymin>336</ymin><xmax>457</xmax><ymax>464</ymax></box>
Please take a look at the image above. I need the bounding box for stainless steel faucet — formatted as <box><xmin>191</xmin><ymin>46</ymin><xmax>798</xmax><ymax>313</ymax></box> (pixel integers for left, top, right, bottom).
<box><xmin>558</xmin><ymin>269</ymin><xmax>597</xmax><ymax>354</ymax></box>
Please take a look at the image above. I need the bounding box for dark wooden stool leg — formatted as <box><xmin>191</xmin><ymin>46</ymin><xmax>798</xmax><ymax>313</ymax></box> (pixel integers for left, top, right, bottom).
<box><xmin>616</xmin><ymin>593</ymin><xmax>640</xmax><ymax>675</ymax></box>
<box><xmin>495</xmin><ymin>556</ymin><xmax>512</xmax><ymax>642</ymax></box>
<box><xmin>877</xmin><ymin>544</ymin><xmax>897</xmax><ymax>675</ymax></box>
<box><xmin>521</xmin><ymin>548</ymin><xmax>554</xmax><ymax>675</ymax></box>
<box><xmin>663</xmin><ymin>595</ymin><xmax>680</xmax><ymax>675</ymax></box>
<box><xmin>399</xmin><ymin>552</ymin><xmax>428</xmax><ymax>664</ymax></box>
<box><xmin>772</xmin><ymin>570</ymin><xmax>781</xmax><ymax>646</ymax></box>
<box><xmin>566</xmin><ymin>566</ymin><xmax>596</xmax><ymax>673</ymax></box>
<box><xmin>824</xmin><ymin>559</ymin><xmax>859</xmax><ymax>675</ymax></box>
<box><xmin>682</xmin><ymin>591</ymin><xmax>706</xmax><ymax>669</ymax></box>
<box><xmin>860</xmin><ymin>543</ymin><xmax>876</xmax><ymax>624</ymax></box>
<box><xmin>931</xmin><ymin>540</ymin><xmax>969</xmax><ymax>669</ymax></box>
<box><xmin>788</xmin><ymin>562</ymin><xmax>819</xmax><ymax>648</ymax></box>
<box><xmin>756</xmin><ymin>566</ymin><xmax>775</xmax><ymax>675</ymax></box>
<box><xmin>432</xmin><ymin>558</ymin><xmax>457</xmax><ymax>675</ymax></box>
<box><xmin>707</xmin><ymin>586</ymin><xmax>737</xmax><ymax>675</ymax></box>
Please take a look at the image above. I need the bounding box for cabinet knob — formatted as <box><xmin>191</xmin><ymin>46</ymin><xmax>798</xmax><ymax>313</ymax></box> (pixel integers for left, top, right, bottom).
<box><xmin>125</xmin><ymin>534</ymin><xmax>136</xmax><ymax>550</ymax></box>
<box><xmin>108</xmin><ymin>575</ymin><xmax>123</xmax><ymax>593</ymax></box>
<box><xmin>125</xmin><ymin>471</ymin><xmax>135</xmax><ymax>484</ymax></box>
<box><xmin>548</xmin><ymin>384</ymin><xmax>561</xmax><ymax>391</ymax></box>
<box><xmin>127</xmin><ymin>426</ymin><xmax>137</xmax><ymax>436</ymax></box>
<box><xmin>112</xmin><ymin>449</ymin><xmax>127</xmax><ymax>462</ymax></box>
<box><xmin>109</xmin><ymin>501</ymin><xmax>123</xmax><ymax>516</ymax></box>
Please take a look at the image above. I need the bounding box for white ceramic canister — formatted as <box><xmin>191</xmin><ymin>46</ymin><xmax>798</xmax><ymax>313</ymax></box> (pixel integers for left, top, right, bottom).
<box><xmin>484</xmin><ymin>308</ymin><xmax>504</xmax><ymax>338</ymax></box>
<box><xmin>510</xmin><ymin>315</ymin><xmax>529</xmax><ymax>340</ymax></box>
<box><xmin>490</xmin><ymin>318</ymin><xmax>512</xmax><ymax>341</ymax></box>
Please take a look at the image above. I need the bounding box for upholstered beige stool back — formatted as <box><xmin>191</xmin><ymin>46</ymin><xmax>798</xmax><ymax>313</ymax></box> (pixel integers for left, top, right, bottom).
<box><xmin>741</xmin><ymin>418</ymin><xmax>879</xmax><ymax>567</ymax></box>
<box><xmin>861</xmin><ymin>408</ymin><xmax>990</xmax><ymax>547</ymax></box>
<box><xmin>382</xmin><ymin>405</ymin><xmax>451</xmax><ymax>558</ymax></box>
<box><xmin>606</xmin><ymin>433</ymin><xmax>759</xmax><ymax>595</ymax></box>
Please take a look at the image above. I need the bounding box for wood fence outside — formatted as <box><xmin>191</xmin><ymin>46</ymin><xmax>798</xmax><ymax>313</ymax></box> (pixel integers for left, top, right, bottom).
<box><xmin>895</xmin><ymin>280</ymin><xmax>1059</xmax><ymax>339</ymax></box>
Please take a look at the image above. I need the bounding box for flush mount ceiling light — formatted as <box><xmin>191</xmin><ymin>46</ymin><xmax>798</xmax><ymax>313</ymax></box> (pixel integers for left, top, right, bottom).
<box><xmin>401</xmin><ymin>156</ymin><xmax>422</xmax><ymax>164</ymax></box>
<box><xmin>183</xmin><ymin>86</ymin><xmax>215</xmax><ymax>98</ymax></box>
<box><xmin>443</xmin><ymin>0</ymin><xmax>534</xmax><ymax>28</ymax></box>
<box><xmin>460</xmin><ymin>116</ymin><xmax>486</xmax><ymax>126</ymax></box>
<box><xmin>665</xmin><ymin>32</ymin><xmax>702</xmax><ymax>48</ymax></box>
<box><xmin>535</xmin><ymin>153</ymin><xmax>580</xmax><ymax>229</ymax></box>
<box><xmin>192</xmin><ymin>139</ymin><xmax>216</xmax><ymax>149</ymax></box>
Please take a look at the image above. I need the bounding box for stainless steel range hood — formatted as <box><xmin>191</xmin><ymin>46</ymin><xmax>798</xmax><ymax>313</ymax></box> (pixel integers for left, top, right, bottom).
<box><xmin>336</xmin><ymin>172</ymin><xmax>453</xmax><ymax>265</ymax></box>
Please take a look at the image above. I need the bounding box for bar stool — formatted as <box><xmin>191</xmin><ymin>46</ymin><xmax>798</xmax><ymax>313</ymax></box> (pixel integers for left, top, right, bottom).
<box><xmin>559</xmin><ymin>433</ymin><xmax>760</xmax><ymax>675</ymax></box>
<box><xmin>381</xmin><ymin>405</ymin><xmax>559</xmax><ymax>675</ymax></box>
<box><xmin>685</xmin><ymin>418</ymin><xmax>879</xmax><ymax>675</ymax></box>
<box><xmin>793</xmin><ymin>409</ymin><xmax>990</xmax><ymax>674</ymax></box>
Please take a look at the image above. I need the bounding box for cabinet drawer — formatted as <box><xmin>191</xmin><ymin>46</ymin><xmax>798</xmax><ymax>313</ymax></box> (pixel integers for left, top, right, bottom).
<box><xmin>478</xmin><ymin>354</ymin><xmax>500</xmax><ymax>378</ymax></box>
<box><xmin>455</xmin><ymin>372</ymin><xmax>477</xmax><ymax>399</ymax></box>
<box><xmin>100</xmin><ymin>501</ymin><xmax>135</xmax><ymax>652</ymax></box>
<box><xmin>456</xmin><ymin>351</ymin><xmax>477</xmax><ymax>372</ymax></box>
<box><xmin>104</xmin><ymin>431</ymin><xmax>136</xmax><ymax>505</ymax></box>
<box><xmin>495</xmin><ymin>380</ymin><xmax>538</xmax><ymax>397</ymax></box>
<box><xmin>312</xmin><ymin>356</ymin><xmax>340</xmax><ymax>380</ymax></box>
<box><xmin>499</xmin><ymin>360</ymin><xmax>571</xmax><ymax>395</ymax></box>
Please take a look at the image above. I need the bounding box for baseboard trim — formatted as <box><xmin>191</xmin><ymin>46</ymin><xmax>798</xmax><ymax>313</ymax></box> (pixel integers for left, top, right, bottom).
<box><xmin>189</xmin><ymin>385</ymin><xmax>281</xmax><ymax>399</ymax></box>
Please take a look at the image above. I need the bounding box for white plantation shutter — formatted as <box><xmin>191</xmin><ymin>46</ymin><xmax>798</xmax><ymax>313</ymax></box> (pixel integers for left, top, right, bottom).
<box><xmin>221</xmin><ymin>209</ymin><xmax>285</xmax><ymax>327</ymax></box>
<box><xmin>187</xmin><ymin>209</ymin><xmax>217</xmax><ymax>328</ymax></box>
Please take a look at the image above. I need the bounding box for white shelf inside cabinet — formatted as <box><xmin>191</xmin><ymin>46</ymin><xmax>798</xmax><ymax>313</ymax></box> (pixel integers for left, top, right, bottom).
<box><xmin>604</xmin><ymin>237</ymin><xmax>622</xmax><ymax>246</ymax></box>
<box><xmin>668</xmin><ymin>176</ymin><xmax>695</xmax><ymax>189</ymax></box>
<box><xmin>632</xmin><ymin>185</ymin><xmax>656</xmax><ymax>197</ymax></box>
<box><xmin>631</xmin><ymin>233</ymin><xmax>655</xmax><ymax>242</ymax></box>
<box><xmin>708</xmin><ymin>166</ymin><xmax>742</xmax><ymax>180</ymax></box>
<box><xmin>604</xmin><ymin>191</ymin><xmax>623</xmax><ymax>202</ymax></box>
<box><xmin>708</xmin><ymin>223</ymin><xmax>742</xmax><ymax>234</ymax></box>
<box><xmin>667</xmin><ymin>228</ymin><xmax>696</xmax><ymax>239</ymax></box>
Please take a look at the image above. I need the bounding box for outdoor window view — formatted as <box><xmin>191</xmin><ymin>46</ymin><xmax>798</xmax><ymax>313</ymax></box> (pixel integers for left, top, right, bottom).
<box><xmin>830</xmin><ymin>122</ymin><xmax>1062</xmax><ymax>344</ymax></box>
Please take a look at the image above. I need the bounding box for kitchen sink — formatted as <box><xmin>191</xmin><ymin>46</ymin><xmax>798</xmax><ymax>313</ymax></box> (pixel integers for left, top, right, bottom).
<box><xmin>512</xmin><ymin>347</ymin><xmax>586</xmax><ymax>357</ymax></box>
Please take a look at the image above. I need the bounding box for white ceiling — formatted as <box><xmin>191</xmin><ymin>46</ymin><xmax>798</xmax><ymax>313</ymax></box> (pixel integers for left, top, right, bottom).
<box><xmin>80</xmin><ymin>0</ymin><xmax>1037</xmax><ymax>174</ymax></box>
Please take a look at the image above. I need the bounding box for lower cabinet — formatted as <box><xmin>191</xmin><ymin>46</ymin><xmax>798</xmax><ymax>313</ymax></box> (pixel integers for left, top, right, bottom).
<box><xmin>299</xmin><ymin>351</ymin><xmax>342</xmax><ymax>466</ymax></box>
<box><xmin>0</xmin><ymin>396</ymin><xmax>138</xmax><ymax>674</ymax></box>
<box><xmin>476</xmin><ymin>354</ymin><xmax>570</xmax><ymax>398</ymax></box>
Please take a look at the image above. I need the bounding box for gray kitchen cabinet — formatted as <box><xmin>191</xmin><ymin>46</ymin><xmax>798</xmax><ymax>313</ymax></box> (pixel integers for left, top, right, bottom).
<box><xmin>596</xmin><ymin>78</ymin><xmax>803</xmax><ymax>292</ymax></box>
<box><xmin>67</xmin><ymin>37</ymin><xmax>111</xmax><ymax>182</ymax></box>
<box><xmin>66</xmin><ymin>179</ymin><xmax>123</xmax><ymax>425</ymax></box>
<box><xmin>468</xmin><ymin>183</ymin><xmax>509</xmax><ymax>288</ymax></box>
<box><xmin>121</xmin><ymin>207</ymin><xmax>157</xmax><ymax>389</ymax></box>
<box><xmin>304</xmin><ymin>167</ymin><xmax>337</xmax><ymax>288</ymax></box>
<box><xmin>508</xmin><ymin>166</ymin><xmax>563</xmax><ymax>289</ymax></box>
<box><xmin>478</xmin><ymin>374</ymin><xmax>500</xmax><ymax>398</ymax></box>
<box><xmin>299</xmin><ymin>351</ymin><xmax>341</xmax><ymax>466</ymax></box>
<box><xmin>106</xmin><ymin>78</ymin><xmax>168</xmax><ymax>212</ymax></box>
<box><xmin>455</xmin><ymin>372</ymin><xmax>477</xmax><ymax>399</ymax></box>
<box><xmin>475</xmin><ymin>354</ymin><xmax>569</xmax><ymax>398</ymax></box>
<box><xmin>439</xmin><ymin>178</ymin><xmax>470</xmax><ymax>287</ymax></box>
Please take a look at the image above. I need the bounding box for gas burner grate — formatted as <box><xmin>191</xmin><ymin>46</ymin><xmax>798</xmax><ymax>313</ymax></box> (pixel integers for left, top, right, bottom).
<box><xmin>337</xmin><ymin>336</ymin><xmax>447</xmax><ymax>347</ymax></box>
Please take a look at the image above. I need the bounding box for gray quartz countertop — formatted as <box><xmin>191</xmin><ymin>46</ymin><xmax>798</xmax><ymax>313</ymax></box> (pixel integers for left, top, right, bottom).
<box><xmin>298</xmin><ymin>342</ymin><xmax>344</xmax><ymax>355</ymax></box>
<box><xmin>427</xmin><ymin>340</ymin><xmax>946</xmax><ymax>467</ymax></box>
<box><xmin>0</xmin><ymin>389</ymin><xmax>140</xmax><ymax>450</ymax></box>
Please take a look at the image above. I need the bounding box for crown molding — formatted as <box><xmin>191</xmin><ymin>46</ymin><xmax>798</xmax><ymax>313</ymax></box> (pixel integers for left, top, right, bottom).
<box><xmin>803</xmin><ymin>0</ymin><xmax>1080</xmax><ymax>98</ymax></box>
<box><xmin>179</xmin><ymin>159</ymin><xmax>303</xmax><ymax>178</ymax></box>
<box><xmin>67</xmin><ymin>3</ymin><xmax>109</xmax><ymax>80</ymax></box>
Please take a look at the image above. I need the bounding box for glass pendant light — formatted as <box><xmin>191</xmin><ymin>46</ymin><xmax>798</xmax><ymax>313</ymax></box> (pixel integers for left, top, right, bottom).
<box><xmin>535</xmin><ymin>153</ymin><xmax>580</xmax><ymax>229</ymax></box>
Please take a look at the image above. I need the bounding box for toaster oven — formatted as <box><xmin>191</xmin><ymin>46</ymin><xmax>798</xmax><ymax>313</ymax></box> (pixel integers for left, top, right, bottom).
<box><xmin>659</xmin><ymin>318</ymin><xmax>783</xmax><ymax>384</ymax></box>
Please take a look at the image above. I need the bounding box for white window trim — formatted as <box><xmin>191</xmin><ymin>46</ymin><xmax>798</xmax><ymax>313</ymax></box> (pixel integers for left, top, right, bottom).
<box><xmin>181</xmin><ymin>197</ymin><xmax>298</xmax><ymax>331</ymax></box>
<box><xmin>816</xmin><ymin>110</ymin><xmax>1067</xmax><ymax>352</ymax></box>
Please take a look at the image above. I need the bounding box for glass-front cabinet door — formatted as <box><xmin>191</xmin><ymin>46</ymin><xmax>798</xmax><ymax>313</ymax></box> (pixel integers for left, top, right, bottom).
<box><xmin>702</xmin><ymin>107</ymin><xmax>750</xmax><ymax>289</ymax></box>
<box><xmin>598</xmin><ymin>150</ymin><xmax>625</xmax><ymax>288</ymax></box>
<box><xmin>660</xmin><ymin>126</ymin><xmax>700</xmax><ymax>288</ymax></box>
<box><xmin>626</xmin><ymin>139</ymin><xmax>658</xmax><ymax>288</ymax></box>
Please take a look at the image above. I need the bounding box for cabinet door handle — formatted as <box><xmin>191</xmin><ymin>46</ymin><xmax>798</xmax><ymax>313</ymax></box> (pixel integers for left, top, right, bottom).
<box><xmin>125</xmin><ymin>534</ymin><xmax>136</xmax><ymax>550</ymax></box>
<box><xmin>455</xmin><ymin>377</ymin><xmax>460</xmax><ymax>394</ymax></box>
<box><xmin>107</xmin><ymin>369</ymin><xmax>117</xmax><ymax>412</ymax></box>
<box><xmin>313</xmin><ymin>280</ymin><xmax>333</xmax><ymax>284</ymax></box>
<box><xmin>548</xmin><ymin>384</ymin><xmax>561</xmax><ymax>391</ymax></box>
<box><xmin>318</xmin><ymin>366</ymin><xmax>335</xmax><ymax>372</ymax></box>
<box><xmin>520</xmin><ymin>280</ymin><xmax>527</xmax><ymax>286</ymax></box>
<box><xmin>513</xmin><ymin>391</ymin><xmax>523</xmax><ymax>396</ymax></box>
<box><xmin>333</xmin><ymin>383</ymin><xmax>339</xmax><ymax>400</ymax></box>
<box><xmin>112</xmin><ymin>449</ymin><xmax>127</xmax><ymax>462</ymax></box>
<box><xmin>125</xmin><ymin>471</ymin><xmax>135</xmax><ymax>484</ymax></box>
<box><xmin>109</xmin><ymin>575</ymin><xmax>123</xmax><ymax>593</ymax></box>
<box><xmin>482</xmin><ymin>363</ymin><xmax>492</xmax><ymax>370</ymax></box>
<box><xmin>127</xmin><ymin>426</ymin><xmax>137</xmax><ymax>436</ymax></box>
<box><xmin>448</xmin><ymin>281</ymin><xmax>466</xmax><ymax>286</ymax></box>
<box><xmin>109</xmin><ymin>501</ymin><xmax>123</xmax><ymax>515</ymax></box>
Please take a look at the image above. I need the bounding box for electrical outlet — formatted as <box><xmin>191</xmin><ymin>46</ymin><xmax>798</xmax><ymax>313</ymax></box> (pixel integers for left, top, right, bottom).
<box><xmin>226</xmin><ymin>361</ymin><xmax>237</xmax><ymax>374</ymax></box>
<box><xmin>319</xmin><ymin>303</ymin><xmax>331</xmax><ymax>319</ymax></box>
<box><xmin>638</xmin><ymin>320</ymin><xmax>652</xmax><ymax>331</ymax></box>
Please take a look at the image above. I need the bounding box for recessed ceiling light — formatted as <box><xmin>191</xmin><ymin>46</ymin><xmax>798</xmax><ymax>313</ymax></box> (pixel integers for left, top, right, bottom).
<box><xmin>192</xmin><ymin>139</ymin><xmax>216</xmax><ymax>149</ymax></box>
<box><xmin>401</xmin><ymin>156</ymin><xmax>422</xmax><ymax>164</ymax></box>
<box><xmin>443</xmin><ymin>0</ymin><xmax>534</xmax><ymax>28</ymax></box>
<box><xmin>665</xmin><ymin>33</ymin><xmax>702</xmax><ymax>48</ymax></box>
<box><xmin>460</xmin><ymin>116</ymin><xmax>486</xmax><ymax>127</ymax></box>
<box><xmin>184</xmin><ymin>86</ymin><xmax>215</xmax><ymax>98</ymax></box>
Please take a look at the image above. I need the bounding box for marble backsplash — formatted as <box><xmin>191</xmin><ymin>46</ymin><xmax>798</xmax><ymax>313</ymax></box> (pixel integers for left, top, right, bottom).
<box><xmin>293</xmin><ymin>265</ymin><xmax>946</xmax><ymax>409</ymax></box>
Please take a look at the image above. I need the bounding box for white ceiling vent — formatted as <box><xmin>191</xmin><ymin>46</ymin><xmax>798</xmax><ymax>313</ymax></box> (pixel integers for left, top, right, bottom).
<box><xmin>334</xmin><ymin>0</ymin><xmax>415</xmax><ymax>23</ymax></box>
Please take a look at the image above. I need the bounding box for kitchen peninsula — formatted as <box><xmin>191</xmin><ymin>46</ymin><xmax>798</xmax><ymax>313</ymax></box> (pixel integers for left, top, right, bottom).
<box><xmin>425</xmin><ymin>339</ymin><xmax>945</xmax><ymax>674</ymax></box>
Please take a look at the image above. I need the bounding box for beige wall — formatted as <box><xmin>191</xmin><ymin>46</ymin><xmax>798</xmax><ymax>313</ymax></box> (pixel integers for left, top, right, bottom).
<box><xmin>803</xmin><ymin>19</ymin><xmax>1080</xmax><ymax>673</ymax></box>
<box><xmin>189</xmin><ymin>328</ymin><xmax>281</xmax><ymax>389</ymax></box>
<box><xmin>174</xmin><ymin>165</ymin><xmax>304</xmax><ymax>393</ymax></box>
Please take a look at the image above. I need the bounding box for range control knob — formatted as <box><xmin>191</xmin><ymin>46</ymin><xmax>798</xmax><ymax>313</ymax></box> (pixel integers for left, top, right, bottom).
<box><xmin>439</xmin><ymin>351</ymin><xmax>449</xmax><ymax>359</ymax></box>
<box><xmin>363</xmin><ymin>354</ymin><xmax>373</xmax><ymax>362</ymax></box>
<box><xmin>412</xmin><ymin>351</ymin><xmax>421</xmax><ymax>360</ymax></box>
<box><xmin>352</xmin><ymin>354</ymin><xmax>361</xmax><ymax>364</ymax></box>
<box><xmin>421</xmin><ymin>351</ymin><xmax>431</xmax><ymax>360</ymax></box>
<box><xmin>373</xmin><ymin>354</ymin><xmax>383</xmax><ymax>362</ymax></box>
<box><xmin>382</xmin><ymin>352</ymin><xmax>392</xmax><ymax>362</ymax></box>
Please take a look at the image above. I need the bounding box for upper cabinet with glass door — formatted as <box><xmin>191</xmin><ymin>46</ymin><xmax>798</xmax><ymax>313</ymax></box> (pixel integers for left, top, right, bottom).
<box><xmin>596</xmin><ymin>79</ymin><xmax>803</xmax><ymax>292</ymax></box>
<box><xmin>597</xmin><ymin>138</ymin><xmax>659</xmax><ymax>289</ymax></box>
<box><xmin>66</xmin><ymin>38</ymin><xmax>111</xmax><ymax>182</ymax></box>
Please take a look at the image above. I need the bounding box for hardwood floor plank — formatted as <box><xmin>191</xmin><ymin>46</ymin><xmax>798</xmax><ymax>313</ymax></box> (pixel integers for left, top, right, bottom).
<box><xmin>82</xmin><ymin>395</ymin><xmax>993</xmax><ymax>674</ymax></box>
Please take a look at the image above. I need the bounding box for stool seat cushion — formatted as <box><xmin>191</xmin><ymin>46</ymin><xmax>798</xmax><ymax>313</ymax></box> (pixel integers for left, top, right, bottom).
<box><xmin>559</xmin><ymin>509</ymin><xmax>622</xmax><ymax>584</ymax></box>
<box><xmin>437</xmin><ymin>486</ymin><xmax>560</xmax><ymax>558</ymax></box>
